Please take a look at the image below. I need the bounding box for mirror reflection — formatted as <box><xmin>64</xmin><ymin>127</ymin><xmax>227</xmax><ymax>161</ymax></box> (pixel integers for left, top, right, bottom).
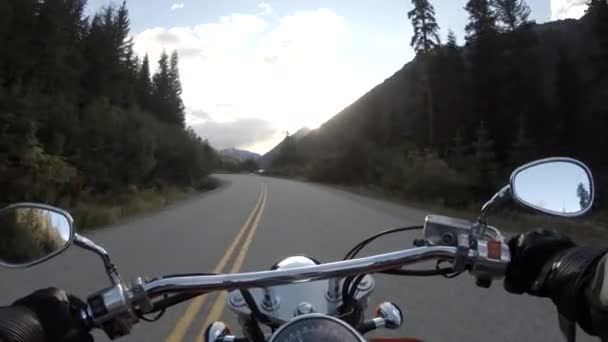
<box><xmin>512</xmin><ymin>161</ymin><xmax>593</xmax><ymax>215</ymax></box>
<box><xmin>0</xmin><ymin>207</ymin><xmax>71</xmax><ymax>266</ymax></box>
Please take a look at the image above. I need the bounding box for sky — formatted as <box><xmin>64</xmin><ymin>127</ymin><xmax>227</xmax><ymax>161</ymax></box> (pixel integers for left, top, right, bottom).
<box><xmin>84</xmin><ymin>0</ymin><xmax>585</xmax><ymax>154</ymax></box>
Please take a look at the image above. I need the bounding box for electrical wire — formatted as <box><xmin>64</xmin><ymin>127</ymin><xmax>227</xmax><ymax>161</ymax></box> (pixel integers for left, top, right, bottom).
<box><xmin>381</xmin><ymin>267</ymin><xmax>453</xmax><ymax>276</ymax></box>
<box><xmin>239</xmin><ymin>289</ymin><xmax>271</xmax><ymax>324</ymax></box>
<box><xmin>238</xmin><ymin>288</ymin><xmax>279</xmax><ymax>340</ymax></box>
<box><xmin>150</xmin><ymin>292</ymin><xmax>202</xmax><ymax>312</ymax></box>
<box><xmin>348</xmin><ymin>274</ymin><xmax>366</xmax><ymax>299</ymax></box>
<box><xmin>340</xmin><ymin>225</ymin><xmax>467</xmax><ymax>312</ymax></box>
<box><xmin>341</xmin><ymin>225</ymin><xmax>425</xmax><ymax>310</ymax></box>
<box><xmin>144</xmin><ymin>272</ymin><xmax>218</xmax><ymax>313</ymax></box>
<box><xmin>437</xmin><ymin>259</ymin><xmax>463</xmax><ymax>278</ymax></box>
<box><xmin>140</xmin><ymin>308</ymin><xmax>165</xmax><ymax>322</ymax></box>
<box><xmin>159</xmin><ymin>272</ymin><xmax>217</xmax><ymax>278</ymax></box>
<box><xmin>343</xmin><ymin>225</ymin><xmax>424</xmax><ymax>260</ymax></box>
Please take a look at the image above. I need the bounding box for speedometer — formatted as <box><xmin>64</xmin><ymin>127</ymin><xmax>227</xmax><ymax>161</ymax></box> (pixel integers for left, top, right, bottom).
<box><xmin>269</xmin><ymin>314</ymin><xmax>366</xmax><ymax>342</ymax></box>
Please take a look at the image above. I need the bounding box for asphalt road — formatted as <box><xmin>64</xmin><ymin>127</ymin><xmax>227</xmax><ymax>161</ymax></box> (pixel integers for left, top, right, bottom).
<box><xmin>0</xmin><ymin>174</ymin><xmax>597</xmax><ymax>341</ymax></box>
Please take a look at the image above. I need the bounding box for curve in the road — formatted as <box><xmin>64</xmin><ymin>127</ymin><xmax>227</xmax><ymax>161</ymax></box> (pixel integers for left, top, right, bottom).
<box><xmin>166</xmin><ymin>183</ymin><xmax>267</xmax><ymax>342</ymax></box>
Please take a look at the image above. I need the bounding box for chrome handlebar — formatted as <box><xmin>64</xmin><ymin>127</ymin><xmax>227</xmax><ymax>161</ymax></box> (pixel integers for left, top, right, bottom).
<box><xmin>81</xmin><ymin>240</ymin><xmax>510</xmax><ymax>338</ymax></box>
<box><xmin>144</xmin><ymin>246</ymin><xmax>462</xmax><ymax>296</ymax></box>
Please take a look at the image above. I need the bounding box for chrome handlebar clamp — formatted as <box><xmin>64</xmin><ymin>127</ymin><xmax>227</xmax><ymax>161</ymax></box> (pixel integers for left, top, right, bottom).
<box><xmin>131</xmin><ymin>277</ymin><xmax>153</xmax><ymax>313</ymax></box>
<box><xmin>84</xmin><ymin>284</ymin><xmax>138</xmax><ymax>339</ymax></box>
<box><xmin>423</xmin><ymin>214</ymin><xmax>510</xmax><ymax>287</ymax></box>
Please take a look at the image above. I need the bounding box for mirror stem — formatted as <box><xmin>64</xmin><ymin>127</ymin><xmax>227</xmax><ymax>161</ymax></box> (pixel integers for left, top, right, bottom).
<box><xmin>478</xmin><ymin>185</ymin><xmax>511</xmax><ymax>237</ymax></box>
<box><xmin>74</xmin><ymin>234</ymin><xmax>124</xmax><ymax>285</ymax></box>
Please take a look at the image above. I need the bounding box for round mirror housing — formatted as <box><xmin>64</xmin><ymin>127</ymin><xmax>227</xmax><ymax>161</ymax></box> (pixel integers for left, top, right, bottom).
<box><xmin>510</xmin><ymin>157</ymin><xmax>594</xmax><ymax>217</ymax></box>
<box><xmin>0</xmin><ymin>203</ymin><xmax>74</xmax><ymax>268</ymax></box>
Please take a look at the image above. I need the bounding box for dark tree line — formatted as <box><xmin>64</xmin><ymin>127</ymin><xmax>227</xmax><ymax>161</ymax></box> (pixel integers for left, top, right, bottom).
<box><xmin>273</xmin><ymin>0</ymin><xmax>608</xmax><ymax>209</ymax></box>
<box><xmin>0</xmin><ymin>0</ymin><xmax>216</xmax><ymax>206</ymax></box>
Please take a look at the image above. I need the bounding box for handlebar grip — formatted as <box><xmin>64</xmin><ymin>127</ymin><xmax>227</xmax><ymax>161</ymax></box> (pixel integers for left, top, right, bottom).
<box><xmin>0</xmin><ymin>306</ymin><xmax>46</xmax><ymax>342</ymax></box>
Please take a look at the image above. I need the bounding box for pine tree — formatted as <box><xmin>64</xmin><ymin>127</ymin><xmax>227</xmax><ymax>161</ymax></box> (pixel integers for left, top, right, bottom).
<box><xmin>169</xmin><ymin>50</ymin><xmax>185</xmax><ymax>127</ymax></box>
<box><xmin>408</xmin><ymin>0</ymin><xmax>440</xmax><ymax>146</ymax></box>
<box><xmin>154</xmin><ymin>50</ymin><xmax>170</xmax><ymax>87</ymax></box>
<box><xmin>82</xmin><ymin>5</ymin><xmax>123</xmax><ymax>102</ymax></box>
<box><xmin>0</xmin><ymin>0</ymin><xmax>217</xmax><ymax>207</ymax></box>
<box><xmin>446</xmin><ymin>29</ymin><xmax>458</xmax><ymax>49</ymax></box>
<box><xmin>554</xmin><ymin>47</ymin><xmax>582</xmax><ymax>154</ymax></box>
<box><xmin>577</xmin><ymin>182</ymin><xmax>591</xmax><ymax>209</ymax></box>
<box><xmin>273</xmin><ymin>134</ymin><xmax>299</xmax><ymax>168</ymax></box>
<box><xmin>152</xmin><ymin>50</ymin><xmax>172</xmax><ymax>123</ymax></box>
<box><xmin>493</xmin><ymin>0</ymin><xmax>531</xmax><ymax>31</ymax></box>
<box><xmin>587</xmin><ymin>0</ymin><xmax>608</xmax><ymax>20</ymax></box>
<box><xmin>465</xmin><ymin>0</ymin><xmax>499</xmax><ymax>44</ymax></box>
<box><xmin>472</xmin><ymin>121</ymin><xmax>498</xmax><ymax>193</ymax></box>
<box><xmin>509</xmin><ymin>115</ymin><xmax>534</xmax><ymax>166</ymax></box>
<box><xmin>0</xmin><ymin>0</ymin><xmax>39</xmax><ymax>89</ymax></box>
<box><xmin>33</xmin><ymin>0</ymin><xmax>86</xmax><ymax>95</ymax></box>
<box><xmin>495</xmin><ymin>13</ymin><xmax>542</xmax><ymax>155</ymax></box>
<box><xmin>587</xmin><ymin>0</ymin><xmax>608</xmax><ymax>81</ymax></box>
<box><xmin>152</xmin><ymin>50</ymin><xmax>185</xmax><ymax>126</ymax></box>
<box><xmin>424</xmin><ymin>27</ymin><xmax>475</xmax><ymax>151</ymax></box>
<box><xmin>407</xmin><ymin>0</ymin><xmax>441</xmax><ymax>54</ymax></box>
<box><xmin>114</xmin><ymin>1</ymin><xmax>133</xmax><ymax>64</ymax></box>
<box><xmin>465</xmin><ymin>0</ymin><xmax>501</xmax><ymax>135</ymax></box>
<box><xmin>136</xmin><ymin>54</ymin><xmax>152</xmax><ymax>109</ymax></box>
<box><xmin>447</xmin><ymin>127</ymin><xmax>469</xmax><ymax>171</ymax></box>
<box><xmin>114</xmin><ymin>1</ymin><xmax>137</xmax><ymax>107</ymax></box>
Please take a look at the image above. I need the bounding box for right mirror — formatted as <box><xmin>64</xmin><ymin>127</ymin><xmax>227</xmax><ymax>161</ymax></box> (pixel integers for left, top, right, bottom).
<box><xmin>0</xmin><ymin>204</ymin><xmax>73</xmax><ymax>267</ymax></box>
<box><xmin>511</xmin><ymin>158</ymin><xmax>594</xmax><ymax>217</ymax></box>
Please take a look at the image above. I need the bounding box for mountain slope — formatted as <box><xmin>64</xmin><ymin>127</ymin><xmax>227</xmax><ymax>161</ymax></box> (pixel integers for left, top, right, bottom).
<box><xmin>219</xmin><ymin>148</ymin><xmax>261</xmax><ymax>162</ymax></box>
<box><xmin>258</xmin><ymin>127</ymin><xmax>311</xmax><ymax>169</ymax></box>
<box><xmin>273</xmin><ymin>14</ymin><xmax>608</xmax><ymax>205</ymax></box>
<box><xmin>298</xmin><ymin>17</ymin><xmax>597</xmax><ymax>157</ymax></box>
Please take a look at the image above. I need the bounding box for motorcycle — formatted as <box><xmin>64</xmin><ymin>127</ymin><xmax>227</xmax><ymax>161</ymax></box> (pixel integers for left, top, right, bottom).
<box><xmin>0</xmin><ymin>157</ymin><xmax>595</xmax><ymax>342</ymax></box>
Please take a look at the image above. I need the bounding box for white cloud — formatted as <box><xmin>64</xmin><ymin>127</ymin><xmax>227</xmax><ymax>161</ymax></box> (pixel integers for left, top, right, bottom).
<box><xmin>257</xmin><ymin>3</ymin><xmax>272</xmax><ymax>16</ymax></box>
<box><xmin>134</xmin><ymin>7</ymin><xmax>383</xmax><ymax>153</ymax></box>
<box><xmin>551</xmin><ymin>0</ymin><xmax>587</xmax><ymax>20</ymax></box>
<box><xmin>190</xmin><ymin>117</ymin><xmax>277</xmax><ymax>150</ymax></box>
<box><xmin>170</xmin><ymin>2</ymin><xmax>184</xmax><ymax>11</ymax></box>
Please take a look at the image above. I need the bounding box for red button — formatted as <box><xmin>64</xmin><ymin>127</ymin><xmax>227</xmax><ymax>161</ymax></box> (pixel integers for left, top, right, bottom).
<box><xmin>487</xmin><ymin>240</ymin><xmax>501</xmax><ymax>260</ymax></box>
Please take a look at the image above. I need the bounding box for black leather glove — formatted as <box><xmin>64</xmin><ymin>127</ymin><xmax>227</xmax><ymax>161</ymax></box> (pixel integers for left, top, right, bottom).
<box><xmin>0</xmin><ymin>306</ymin><xmax>44</xmax><ymax>342</ymax></box>
<box><xmin>504</xmin><ymin>229</ymin><xmax>575</xmax><ymax>295</ymax></box>
<box><xmin>4</xmin><ymin>288</ymin><xmax>93</xmax><ymax>342</ymax></box>
<box><xmin>505</xmin><ymin>229</ymin><xmax>608</xmax><ymax>336</ymax></box>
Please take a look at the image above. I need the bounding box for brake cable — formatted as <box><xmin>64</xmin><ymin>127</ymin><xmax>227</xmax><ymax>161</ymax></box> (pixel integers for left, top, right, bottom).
<box><xmin>341</xmin><ymin>225</ymin><xmax>463</xmax><ymax>311</ymax></box>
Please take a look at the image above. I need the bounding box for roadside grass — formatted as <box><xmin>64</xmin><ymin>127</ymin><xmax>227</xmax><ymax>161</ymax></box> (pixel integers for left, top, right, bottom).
<box><xmin>70</xmin><ymin>177</ymin><xmax>222</xmax><ymax>231</ymax></box>
<box><xmin>324</xmin><ymin>184</ymin><xmax>608</xmax><ymax>245</ymax></box>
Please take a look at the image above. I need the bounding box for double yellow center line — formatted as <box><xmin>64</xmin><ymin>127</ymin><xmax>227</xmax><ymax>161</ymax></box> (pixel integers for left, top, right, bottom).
<box><xmin>166</xmin><ymin>183</ymin><xmax>268</xmax><ymax>342</ymax></box>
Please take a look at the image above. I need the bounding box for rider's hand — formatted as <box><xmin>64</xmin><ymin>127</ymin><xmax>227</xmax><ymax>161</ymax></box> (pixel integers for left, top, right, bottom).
<box><xmin>12</xmin><ymin>288</ymin><xmax>93</xmax><ymax>342</ymax></box>
<box><xmin>504</xmin><ymin>229</ymin><xmax>575</xmax><ymax>295</ymax></box>
<box><xmin>505</xmin><ymin>229</ymin><xmax>608</xmax><ymax>337</ymax></box>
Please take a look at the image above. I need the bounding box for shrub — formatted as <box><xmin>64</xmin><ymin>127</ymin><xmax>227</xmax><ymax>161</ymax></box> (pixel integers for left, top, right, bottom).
<box><xmin>71</xmin><ymin>204</ymin><xmax>121</xmax><ymax>230</ymax></box>
<box><xmin>195</xmin><ymin>177</ymin><xmax>221</xmax><ymax>191</ymax></box>
<box><xmin>392</xmin><ymin>150</ymin><xmax>474</xmax><ymax>206</ymax></box>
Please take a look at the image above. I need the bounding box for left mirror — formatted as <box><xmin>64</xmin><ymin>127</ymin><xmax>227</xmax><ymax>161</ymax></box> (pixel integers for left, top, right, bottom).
<box><xmin>0</xmin><ymin>204</ymin><xmax>73</xmax><ymax>267</ymax></box>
